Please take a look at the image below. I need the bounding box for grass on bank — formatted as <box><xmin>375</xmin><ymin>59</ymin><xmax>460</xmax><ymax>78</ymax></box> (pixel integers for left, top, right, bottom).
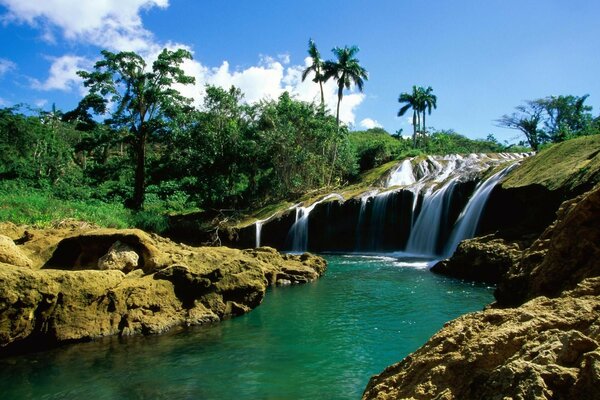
<box><xmin>502</xmin><ymin>135</ymin><xmax>600</xmax><ymax>191</ymax></box>
<box><xmin>0</xmin><ymin>182</ymin><xmax>175</xmax><ymax>232</ymax></box>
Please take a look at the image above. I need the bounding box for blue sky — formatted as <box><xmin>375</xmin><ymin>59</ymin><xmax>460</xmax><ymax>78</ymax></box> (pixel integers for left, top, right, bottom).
<box><xmin>0</xmin><ymin>0</ymin><xmax>599</xmax><ymax>143</ymax></box>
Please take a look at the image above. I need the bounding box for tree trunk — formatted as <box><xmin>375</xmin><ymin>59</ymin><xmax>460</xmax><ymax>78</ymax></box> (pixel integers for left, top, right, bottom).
<box><xmin>329</xmin><ymin>85</ymin><xmax>344</xmax><ymax>186</ymax></box>
<box><xmin>131</xmin><ymin>131</ymin><xmax>146</xmax><ymax>210</ymax></box>
<box><xmin>412</xmin><ymin>111</ymin><xmax>417</xmax><ymax>147</ymax></box>
<box><xmin>319</xmin><ymin>80</ymin><xmax>325</xmax><ymax>109</ymax></box>
<box><xmin>422</xmin><ymin>110</ymin><xmax>426</xmax><ymax>136</ymax></box>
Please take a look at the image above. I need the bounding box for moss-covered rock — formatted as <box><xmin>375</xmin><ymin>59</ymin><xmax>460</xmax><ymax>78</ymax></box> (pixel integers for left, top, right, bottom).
<box><xmin>0</xmin><ymin>228</ymin><xmax>326</xmax><ymax>353</ymax></box>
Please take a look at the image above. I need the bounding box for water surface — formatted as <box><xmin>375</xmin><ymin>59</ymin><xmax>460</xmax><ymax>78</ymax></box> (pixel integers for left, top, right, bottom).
<box><xmin>0</xmin><ymin>255</ymin><xmax>493</xmax><ymax>399</ymax></box>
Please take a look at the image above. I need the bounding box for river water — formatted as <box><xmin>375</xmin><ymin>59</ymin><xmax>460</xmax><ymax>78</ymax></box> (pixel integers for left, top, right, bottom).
<box><xmin>0</xmin><ymin>255</ymin><xmax>493</xmax><ymax>399</ymax></box>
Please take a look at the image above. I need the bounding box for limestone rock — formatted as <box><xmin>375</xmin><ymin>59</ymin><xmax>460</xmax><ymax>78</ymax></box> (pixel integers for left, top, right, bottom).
<box><xmin>362</xmin><ymin>278</ymin><xmax>600</xmax><ymax>400</ymax></box>
<box><xmin>431</xmin><ymin>234</ymin><xmax>522</xmax><ymax>284</ymax></box>
<box><xmin>0</xmin><ymin>235</ymin><xmax>33</xmax><ymax>268</ymax></box>
<box><xmin>496</xmin><ymin>184</ymin><xmax>600</xmax><ymax>306</ymax></box>
<box><xmin>0</xmin><ymin>228</ymin><xmax>326</xmax><ymax>352</ymax></box>
<box><xmin>97</xmin><ymin>241</ymin><xmax>140</xmax><ymax>272</ymax></box>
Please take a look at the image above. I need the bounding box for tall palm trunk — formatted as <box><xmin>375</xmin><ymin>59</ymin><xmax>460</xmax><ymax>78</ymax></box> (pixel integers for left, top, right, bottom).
<box><xmin>319</xmin><ymin>79</ymin><xmax>325</xmax><ymax>109</ymax></box>
<box><xmin>422</xmin><ymin>110</ymin><xmax>426</xmax><ymax>136</ymax></box>
<box><xmin>329</xmin><ymin>83</ymin><xmax>344</xmax><ymax>186</ymax></box>
<box><xmin>412</xmin><ymin>111</ymin><xmax>417</xmax><ymax>147</ymax></box>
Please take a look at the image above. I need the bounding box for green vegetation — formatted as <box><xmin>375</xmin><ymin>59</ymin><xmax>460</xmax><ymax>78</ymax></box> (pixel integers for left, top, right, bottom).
<box><xmin>323</xmin><ymin>45</ymin><xmax>369</xmax><ymax>127</ymax></box>
<box><xmin>1</xmin><ymin>43</ymin><xmax>598</xmax><ymax>232</ymax></box>
<box><xmin>301</xmin><ymin>39</ymin><xmax>325</xmax><ymax>107</ymax></box>
<box><xmin>0</xmin><ymin>181</ymin><xmax>130</xmax><ymax>228</ymax></box>
<box><xmin>76</xmin><ymin>48</ymin><xmax>195</xmax><ymax>210</ymax></box>
<box><xmin>497</xmin><ymin>95</ymin><xmax>598</xmax><ymax>150</ymax></box>
<box><xmin>398</xmin><ymin>85</ymin><xmax>437</xmax><ymax>147</ymax></box>
<box><xmin>502</xmin><ymin>134</ymin><xmax>600</xmax><ymax>191</ymax></box>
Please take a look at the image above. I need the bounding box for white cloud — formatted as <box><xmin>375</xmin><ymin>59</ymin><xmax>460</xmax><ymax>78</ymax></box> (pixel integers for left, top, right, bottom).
<box><xmin>0</xmin><ymin>0</ymin><xmax>168</xmax><ymax>52</ymax></box>
<box><xmin>30</xmin><ymin>55</ymin><xmax>89</xmax><ymax>92</ymax></box>
<box><xmin>0</xmin><ymin>58</ymin><xmax>16</xmax><ymax>77</ymax></box>
<box><xmin>360</xmin><ymin>118</ymin><xmax>382</xmax><ymax>129</ymax></box>
<box><xmin>1</xmin><ymin>1</ymin><xmax>366</xmax><ymax>124</ymax></box>
<box><xmin>176</xmin><ymin>54</ymin><xmax>366</xmax><ymax>125</ymax></box>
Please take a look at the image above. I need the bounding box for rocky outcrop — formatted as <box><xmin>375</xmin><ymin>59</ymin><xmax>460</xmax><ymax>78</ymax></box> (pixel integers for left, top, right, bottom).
<box><xmin>0</xmin><ymin>229</ymin><xmax>326</xmax><ymax>353</ymax></box>
<box><xmin>431</xmin><ymin>234</ymin><xmax>523</xmax><ymax>284</ymax></box>
<box><xmin>363</xmin><ymin>183</ymin><xmax>600</xmax><ymax>400</ymax></box>
<box><xmin>479</xmin><ymin>135</ymin><xmax>600</xmax><ymax>238</ymax></box>
<box><xmin>363</xmin><ymin>278</ymin><xmax>600</xmax><ymax>400</ymax></box>
<box><xmin>495</xmin><ymin>184</ymin><xmax>600</xmax><ymax>307</ymax></box>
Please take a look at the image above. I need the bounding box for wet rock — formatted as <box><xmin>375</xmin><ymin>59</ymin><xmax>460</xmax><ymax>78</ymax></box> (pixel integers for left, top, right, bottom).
<box><xmin>431</xmin><ymin>235</ymin><xmax>522</xmax><ymax>284</ymax></box>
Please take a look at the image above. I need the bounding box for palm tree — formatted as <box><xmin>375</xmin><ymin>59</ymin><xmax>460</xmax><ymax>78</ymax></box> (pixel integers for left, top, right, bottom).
<box><xmin>323</xmin><ymin>45</ymin><xmax>368</xmax><ymax>127</ymax></box>
<box><xmin>419</xmin><ymin>86</ymin><xmax>437</xmax><ymax>136</ymax></box>
<box><xmin>301</xmin><ymin>39</ymin><xmax>325</xmax><ymax>107</ymax></box>
<box><xmin>398</xmin><ymin>86</ymin><xmax>421</xmax><ymax>147</ymax></box>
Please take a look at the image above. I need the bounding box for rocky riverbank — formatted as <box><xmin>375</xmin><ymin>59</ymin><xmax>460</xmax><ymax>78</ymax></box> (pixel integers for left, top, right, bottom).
<box><xmin>362</xmin><ymin>183</ymin><xmax>600</xmax><ymax>399</ymax></box>
<box><xmin>0</xmin><ymin>224</ymin><xmax>326</xmax><ymax>353</ymax></box>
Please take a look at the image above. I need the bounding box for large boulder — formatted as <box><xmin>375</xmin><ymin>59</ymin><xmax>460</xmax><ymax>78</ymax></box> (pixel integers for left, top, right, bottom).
<box><xmin>0</xmin><ymin>229</ymin><xmax>326</xmax><ymax>353</ymax></box>
<box><xmin>431</xmin><ymin>235</ymin><xmax>523</xmax><ymax>284</ymax></box>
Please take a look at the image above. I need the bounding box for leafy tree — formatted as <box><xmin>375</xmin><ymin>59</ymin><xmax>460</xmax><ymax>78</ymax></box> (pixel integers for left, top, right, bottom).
<box><xmin>323</xmin><ymin>45</ymin><xmax>368</xmax><ymax>127</ymax></box>
<box><xmin>76</xmin><ymin>48</ymin><xmax>195</xmax><ymax>210</ymax></box>
<box><xmin>538</xmin><ymin>94</ymin><xmax>593</xmax><ymax>141</ymax></box>
<box><xmin>301</xmin><ymin>39</ymin><xmax>325</xmax><ymax>108</ymax></box>
<box><xmin>496</xmin><ymin>101</ymin><xmax>545</xmax><ymax>150</ymax></box>
<box><xmin>497</xmin><ymin>94</ymin><xmax>595</xmax><ymax>150</ymax></box>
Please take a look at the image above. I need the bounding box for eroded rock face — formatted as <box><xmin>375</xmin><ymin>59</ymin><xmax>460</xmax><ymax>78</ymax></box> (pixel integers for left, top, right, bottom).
<box><xmin>496</xmin><ymin>185</ymin><xmax>600</xmax><ymax>307</ymax></box>
<box><xmin>0</xmin><ymin>229</ymin><xmax>326</xmax><ymax>353</ymax></box>
<box><xmin>431</xmin><ymin>234</ymin><xmax>523</xmax><ymax>284</ymax></box>
<box><xmin>363</xmin><ymin>278</ymin><xmax>600</xmax><ymax>400</ymax></box>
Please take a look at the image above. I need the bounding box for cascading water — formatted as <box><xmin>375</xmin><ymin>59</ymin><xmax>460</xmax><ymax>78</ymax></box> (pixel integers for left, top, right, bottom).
<box><xmin>255</xmin><ymin>220</ymin><xmax>263</xmax><ymax>248</ymax></box>
<box><xmin>442</xmin><ymin>164</ymin><xmax>519</xmax><ymax>256</ymax></box>
<box><xmin>387</xmin><ymin>159</ymin><xmax>416</xmax><ymax>187</ymax></box>
<box><xmin>404</xmin><ymin>179</ymin><xmax>459</xmax><ymax>256</ymax></box>
<box><xmin>254</xmin><ymin>152</ymin><xmax>530</xmax><ymax>257</ymax></box>
<box><xmin>287</xmin><ymin>193</ymin><xmax>344</xmax><ymax>252</ymax></box>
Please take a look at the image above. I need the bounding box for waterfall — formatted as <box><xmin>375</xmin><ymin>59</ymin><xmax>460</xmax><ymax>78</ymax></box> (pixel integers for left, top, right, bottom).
<box><xmin>387</xmin><ymin>159</ymin><xmax>416</xmax><ymax>187</ymax></box>
<box><xmin>287</xmin><ymin>193</ymin><xmax>344</xmax><ymax>252</ymax></box>
<box><xmin>404</xmin><ymin>179</ymin><xmax>459</xmax><ymax>256</ymax></box>
<box><xmin>443</xmin><ymin>164</ymin><xmax>518</xmax><ymax>256</ymax></box>
<box><xmin>255</xmin><ymin>220</ymin><xmax>263</xmax><ymax>248</ymax></box>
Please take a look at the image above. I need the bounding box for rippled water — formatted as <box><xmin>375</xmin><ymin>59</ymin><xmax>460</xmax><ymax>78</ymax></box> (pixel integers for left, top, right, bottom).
<box><xmin>0</xmin><ymin>255</ymin><xmax>493</xmax><ymax>399</ymax></box>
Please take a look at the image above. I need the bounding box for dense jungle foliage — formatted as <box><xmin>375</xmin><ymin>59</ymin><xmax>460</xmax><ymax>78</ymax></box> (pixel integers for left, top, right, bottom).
<box><xmin>1</xmin><ymin>48</ymin><xmax>598</xmax><ymax>232</ymax></box>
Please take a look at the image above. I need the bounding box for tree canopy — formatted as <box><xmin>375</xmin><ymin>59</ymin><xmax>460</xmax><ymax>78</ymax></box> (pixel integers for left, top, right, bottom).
<box><xmin>77</xmin><ymin>48</ymin><xmax>195</xmax><ymax>209</ymax></box>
